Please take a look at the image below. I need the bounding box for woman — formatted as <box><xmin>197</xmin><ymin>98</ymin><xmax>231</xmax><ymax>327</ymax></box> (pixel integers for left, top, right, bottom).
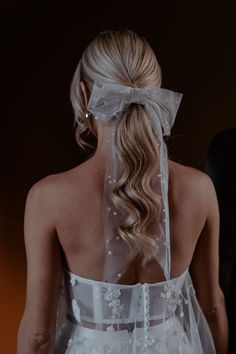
<box><xmin>17</xmin><ymin>29</ymin><xmax>228</xmax><ymax>353</ymax></box>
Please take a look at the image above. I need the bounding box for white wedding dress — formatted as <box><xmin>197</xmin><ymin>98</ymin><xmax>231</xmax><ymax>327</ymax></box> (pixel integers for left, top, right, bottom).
<box><xmin>53</xmin><ymin>265</ymin><xmax>216</xmax><ymax>353</ymax></box>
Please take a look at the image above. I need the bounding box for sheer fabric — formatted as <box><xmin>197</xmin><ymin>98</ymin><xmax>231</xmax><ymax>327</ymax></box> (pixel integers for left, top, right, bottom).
<box><xmin>53</xmin><ymin>267</ymin><xmax>216</xmax><ymax>353</ymax></box>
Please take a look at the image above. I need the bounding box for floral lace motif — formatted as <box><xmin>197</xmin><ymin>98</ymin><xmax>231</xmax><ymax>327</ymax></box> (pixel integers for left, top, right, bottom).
<box><xmin>103</xmin><ymin>287</ymin><xmax>125</xmax><ymax>331</ymax></box>
<box><xmin>65</xmin><ymin>336</ymin><xmax>132</xmax><ymax>354</ymax></box>
<box><xmin>160</xmin><ymin>283</ymin><xmax>189</xmax><ymax>319</ymax></box>
<box><xmin>72</xmin><ymin>298</ymin><xmax>81</xmax><ymax>323</ymax></box>
<box><xmin>70</xmin><ymin>274</ymin><xmax>77</xmax><ymax>286</ymax></box>
<box><xmin>65</xmin><ymin>318</ymin><xmax>189</xmax><ymax>354</ymax></box>
<box><xmin>160</xmin><ymin>283</ymin><xmax>182</xmax><ymax>311</ymax></box>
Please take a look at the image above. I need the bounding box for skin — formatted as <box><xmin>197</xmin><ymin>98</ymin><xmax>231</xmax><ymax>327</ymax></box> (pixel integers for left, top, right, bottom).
<box><xmin>17</xmin><ymin>81</ymin><xmax>228</xmax><ymax>353</ymax></box>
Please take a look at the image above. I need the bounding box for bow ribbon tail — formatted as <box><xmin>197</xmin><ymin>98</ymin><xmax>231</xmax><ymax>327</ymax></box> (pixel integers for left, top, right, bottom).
<box><xmin>145</xmin><ymin>103</ymin><xmax>171</xmax><ymax>280</ymax></box>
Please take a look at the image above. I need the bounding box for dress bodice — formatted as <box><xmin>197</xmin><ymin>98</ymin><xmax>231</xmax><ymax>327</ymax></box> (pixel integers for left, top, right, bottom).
<box><xmin>64</xmin><ymin>267</ymin><xmax>190</xmax><ymax>330</ymax></box>
<box><xmin>53</xmin><ymin>267</ymin><xmax>216</xmax><ymax>354</ymax></box>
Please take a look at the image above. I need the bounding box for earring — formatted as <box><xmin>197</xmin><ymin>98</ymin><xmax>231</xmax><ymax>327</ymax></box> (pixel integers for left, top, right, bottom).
<box><xmin>85</xmin><ymin>112</ymin><xmax>90</xmax><ymax>118</ymax></box>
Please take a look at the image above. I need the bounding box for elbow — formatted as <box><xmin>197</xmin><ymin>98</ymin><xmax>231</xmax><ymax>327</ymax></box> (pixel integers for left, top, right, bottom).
<box><xmin>17</xmin><ymin>318</ymin><xmax>54</xmax><ymax>354</ymax></box>
<box><xmin>18</xmin><ymin>331</ymin><xmax>53</xmax><ymax>354</ymax></box>
<box><xmin>29</xmin><ymin>332</ymin><xmax>52</xmax><ymax>352</ymax></box>
<box><xmin>201</xmin><ymin>288</ymin><xmax>226</xmax><ymax>318</ymax></box>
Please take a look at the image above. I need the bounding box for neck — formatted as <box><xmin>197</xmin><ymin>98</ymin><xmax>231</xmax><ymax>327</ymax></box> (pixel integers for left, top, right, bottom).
<box><xmin>89</xmin><ymin>123</ymin><xmax>113</xmax><ymax>175</ymax></box>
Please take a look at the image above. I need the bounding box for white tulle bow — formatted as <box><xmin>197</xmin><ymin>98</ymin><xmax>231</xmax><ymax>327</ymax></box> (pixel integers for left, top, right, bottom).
<box><xmin>87</xmin><ymin>82</ymin><xmax>183</xmax><ymax>136</ymax></box>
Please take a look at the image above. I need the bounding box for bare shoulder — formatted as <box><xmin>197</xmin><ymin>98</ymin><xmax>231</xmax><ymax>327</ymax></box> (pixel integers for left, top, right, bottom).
<box><xmin>26</xmin><ymin>164</ymin><xmax>84</xmax><ymax>208</ymax></box>
<box><xmin>169</xmin><ymin>160</ymin><xmax>217</xmax><ymax>212</ymax></box>
<box><xmin>170</xmin><ymin>161</ymin><xmax>216</xmax><ymax>189</ymax></box>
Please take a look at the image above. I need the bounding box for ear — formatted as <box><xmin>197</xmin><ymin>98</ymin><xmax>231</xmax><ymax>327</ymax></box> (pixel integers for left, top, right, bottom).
<box><xmin>80</xmin><ymin>81</ymin><xmax>89</xmax><ymax>108</ymax></box>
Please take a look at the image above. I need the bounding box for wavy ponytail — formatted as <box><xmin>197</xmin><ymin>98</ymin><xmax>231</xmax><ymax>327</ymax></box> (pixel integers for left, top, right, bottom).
<box><xmin>112</xmin><ymin>104</ymin><xmax>162</xmax><ymax>266</ymax></box>
<box><xmin>70</xmin><ymin>29</ymin><xmax>163</xmax><ymax>265</ymax></box>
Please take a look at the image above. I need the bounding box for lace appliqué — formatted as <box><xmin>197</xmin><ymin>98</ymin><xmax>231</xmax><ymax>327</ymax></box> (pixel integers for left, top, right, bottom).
<box><xmin>161</xmin><ymin>284</ymin><xmax>182</xmax><ymax>312</ymax></box>
<box><xmin>160</xmin><ymin>283</ymin><xmax>189</xmax><ymax>320</ymax></box>
<box><xmin>72</xmin><ymin>298</ymin><xmax>81</xmax><ymax>323</ymax></box>
<box><xmin>70</xmin><ymin>274</ymin><xmax>77</xmax><ymax>286</ymax></box>
<box><xmin>70</xmin><ymin>275</ymin><xmax>81</xmax><ymax>325</ymax></box>
<box><xmin>103</xmin><ymin>287</ymin><xmax>125</xmax><ymax>331</ymax></box>
<box><xmin>65</xmin><ymin>337</ymin><xmax>132</xmax><ymax>354</ymax></box>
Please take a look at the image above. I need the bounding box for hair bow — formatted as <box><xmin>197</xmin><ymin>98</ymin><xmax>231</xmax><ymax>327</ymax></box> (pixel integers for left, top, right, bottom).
<box><xmin>87</xmin><ymin>82</ymin><xmax>183</xmax><ymax>136</ymax></box>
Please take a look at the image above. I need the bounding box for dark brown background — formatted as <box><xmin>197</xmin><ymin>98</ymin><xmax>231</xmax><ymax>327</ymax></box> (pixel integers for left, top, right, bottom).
<box><xmin>1</xmin><ymin>1</ymin><xmax>235</xmax><ymax>353</ymax></box>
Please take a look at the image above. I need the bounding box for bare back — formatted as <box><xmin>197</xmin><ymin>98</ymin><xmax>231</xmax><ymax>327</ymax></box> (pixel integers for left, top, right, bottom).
<box><xmin>20</xmin><ymin>154</ymin><xmax>227</xmax><ymax>353</ymax></box>
<box><xmin>46</xmin><ymin>157</ymin><xmax>208</xmax><ymax>284</ymax></box>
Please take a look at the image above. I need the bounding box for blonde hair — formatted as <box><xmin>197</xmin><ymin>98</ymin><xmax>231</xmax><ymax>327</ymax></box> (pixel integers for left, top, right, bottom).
<box><xmin>70</xmin><ymin>29</ymin><xmax>163</xmax><ymax>266</ymax></box>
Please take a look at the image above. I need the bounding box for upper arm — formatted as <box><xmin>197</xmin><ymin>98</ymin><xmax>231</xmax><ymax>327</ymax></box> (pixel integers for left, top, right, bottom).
<box><xmin>22</xmin><ymin>177</ymin><xmax>62</xmax><ymax>337</ymax></box>
<box><xmin>190</xmin><ymin>172</ymin><xmax>224</xmax><ymax>311</ymax></box>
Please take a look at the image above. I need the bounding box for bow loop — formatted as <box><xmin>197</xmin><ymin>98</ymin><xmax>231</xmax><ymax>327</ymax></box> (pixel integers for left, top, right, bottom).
<box><xmin>87</xmin><ymin>82</ymin><xmax>183</xmax><ymax>136</ymax></box>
